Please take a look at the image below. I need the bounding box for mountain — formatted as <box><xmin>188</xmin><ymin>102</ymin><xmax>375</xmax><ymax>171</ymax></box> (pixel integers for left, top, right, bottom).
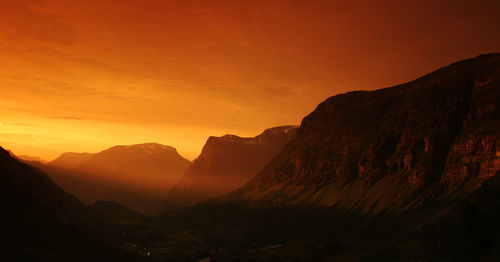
<box><xmin>3</xmin><ymin>149</ymin><xmax>46</xmax><ymax>164</ymax></box>
<box><xmin>224</xmin><ymin>54</ymin><xmax>499</xmax><ymax>212</ymax></box>
<box><xmin>17</xmin><ymin>154</ymin><xmax>47</xmax><ymax>163</ymax></box>
<box><xmin>48</xmin><ymin>152</ymin><xmax>95</xmax><ymax>169</ymax></box>
<box><xmin>169</xmin><ymin>125</ymin><xmax>298</xmax><ymax>205</ymax></box>
<box><xmin>38</xmin><ymin>143</ymin><xmax>190</xmax><ymax>214</ymax></box>
<box><xmin>74</xmin><ymin>143</ymin><xmax>190</xmax><ymax>190</ymax></box>
<box><xmin>0</xmin><ymin>146</ymin><xmax>147</xmax><ymax>261</ymax></box>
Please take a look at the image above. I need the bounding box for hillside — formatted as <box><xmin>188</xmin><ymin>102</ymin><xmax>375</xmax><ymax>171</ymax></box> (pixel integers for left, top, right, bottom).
<box><xmin>0</xmin><ymin>146</ymin><xmax>147</xmax><ymax>261</ymax></box>
<box><xmin>223</xmin><ymin>54</ymin><xmax>499</xmax><ymax>216</ymax></box>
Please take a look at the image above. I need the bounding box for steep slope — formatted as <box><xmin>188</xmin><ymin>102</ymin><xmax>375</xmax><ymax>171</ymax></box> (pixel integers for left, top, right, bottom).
<box><xmin>0</xmin><ymin>146</ymin><xmax>146</xmax><ymax>261</ymax></box>
<box><xmin>48</xmin><ymin>152</ymin><xmax>95</xmax><ymax>169</ymax></box>
<box><xmin>225</xmin><ymin>53</ymin><xmax>500</xmax><ymax>216</ymax></box>
<box><xmin>169</xmin><ymin>126</ymin><xmax>298</xmax><ymax>205</ymax></box>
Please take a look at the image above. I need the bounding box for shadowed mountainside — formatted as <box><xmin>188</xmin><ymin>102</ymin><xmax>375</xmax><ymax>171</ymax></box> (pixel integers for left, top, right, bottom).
<box><xmin>0</xmin><ymin>146</ymin><xmax>149</xmax><ymax>261</ymax></box>
<box><xmin>169</xmin><ymin>126</ymin><xmax>298</xmax><ymax>206</ymax></box>
<box><xmin>222</xmin><ymin>53</ymin><xmax>499</xmax><ymax>214</ymax></box>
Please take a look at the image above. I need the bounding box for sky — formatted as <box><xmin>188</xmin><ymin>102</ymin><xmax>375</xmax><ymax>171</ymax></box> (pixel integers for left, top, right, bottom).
<box><xmin>1</xmin><ymin>0</ymin><xmax>499</xmax><ymax>161</ymax></box>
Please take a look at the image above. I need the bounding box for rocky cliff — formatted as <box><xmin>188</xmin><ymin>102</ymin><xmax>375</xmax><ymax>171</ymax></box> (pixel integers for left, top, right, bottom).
<box><xmin>225</xmin><ymin>54</ymin><xmax>500</xmax><ymax>215</ymax></box>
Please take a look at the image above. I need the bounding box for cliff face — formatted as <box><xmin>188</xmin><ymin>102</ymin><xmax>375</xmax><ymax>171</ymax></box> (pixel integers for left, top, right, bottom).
<box><xmin>169</xmin><ymin>126</ymin><xmax>298</xmax><ymax>205</ymax></box>
<box><xmin>227</xmin><ymin>54</ymin><xmax>500</xmax><ymax>214</ymax></box>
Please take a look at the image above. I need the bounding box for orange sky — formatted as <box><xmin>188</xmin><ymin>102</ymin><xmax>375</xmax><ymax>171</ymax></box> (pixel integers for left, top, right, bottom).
<box><xmin>1</xmin><ymin>0</ymin><xmax>499</xmax><ymax>161</ymax></box>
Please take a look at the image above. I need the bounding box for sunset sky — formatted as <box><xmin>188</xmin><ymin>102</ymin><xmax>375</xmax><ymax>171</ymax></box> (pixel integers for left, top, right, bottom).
<box><xmin>1</xmin><ymin>0</ymin><xmax>499</xmax><ymax>161</ymax></box>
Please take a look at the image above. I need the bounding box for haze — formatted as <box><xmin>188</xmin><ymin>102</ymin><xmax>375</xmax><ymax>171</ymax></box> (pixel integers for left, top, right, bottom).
<box><xmin>1</xmin><ymin>0</ymin><xmax>499</xmax><ymax>161</ymax></box>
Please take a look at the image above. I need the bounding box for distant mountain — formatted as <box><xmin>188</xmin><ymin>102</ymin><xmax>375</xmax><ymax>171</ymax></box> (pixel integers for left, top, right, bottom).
<box><xmin>169</xmin><ymin>126</ymin><xmax>298</xmax><ymax>205</ymax></box>
<box><xmin>16</xmin><ymin>154</ymin><xmax>47</xmax><ymax>163</ymax></box>
<box><xmin>73</xmin><ymin>143</ymin><xmax>190</xmax><ymax>191</ymax></box>
<box><xmin>48</xmin><ymin>152</ymin><xmax>95</xmax><ymax>169</ymax></box>
<box><xmin>224</xmin><ymin>54</ymin><xmax>500</xmax><ymax>214</ymax></box>
<box><xmin>37</xmin><ymin>143</ymin><xmax>190</xmax><ymax>214</ymax></box>
<box><xmin>0</xmin><ymin>146</ymin><xmax>146</xmax><ymax>261</ymax></box>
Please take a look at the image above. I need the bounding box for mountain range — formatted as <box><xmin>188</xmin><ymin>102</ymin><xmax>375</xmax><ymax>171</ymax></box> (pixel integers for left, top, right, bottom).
<box><xmin>135</xmin><ymin>53</ymin><xmax>500</xmax><ymax>261</ymax></box>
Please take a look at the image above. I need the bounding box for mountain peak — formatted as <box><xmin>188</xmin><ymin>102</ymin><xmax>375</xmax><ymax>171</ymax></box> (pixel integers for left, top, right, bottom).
<box><xmin>107</xmin><ymin>142</ymin><xmax>176</xmax><ymax>151</ymax></box>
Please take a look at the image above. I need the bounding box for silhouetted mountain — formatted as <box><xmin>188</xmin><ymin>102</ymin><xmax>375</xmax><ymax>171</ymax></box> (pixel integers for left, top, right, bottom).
<box><xmin>0</xmin><ymin>146</ymin><xmax>147</xmax><ymax>261</ymax></box>
<box><xmin>169</xmin><ymin>126</ymin><xmax>298</xmax><ymax>205</ymax></box>
<box><xmin>48</xmin><ymin>152</ymin><xmax>95</xmax><ymax>169</ymax></box>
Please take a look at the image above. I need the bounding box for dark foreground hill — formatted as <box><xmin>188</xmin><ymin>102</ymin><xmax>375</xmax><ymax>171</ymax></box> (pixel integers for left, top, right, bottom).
<box><xmin>169</xmin><ymin>126</ymin><xmax>298</xmax><ymax>206</ymax></box>
<box><xmin>0</xmin><ymin>146</ymin><xmax>149</xmax><ymax>261</ymax></box>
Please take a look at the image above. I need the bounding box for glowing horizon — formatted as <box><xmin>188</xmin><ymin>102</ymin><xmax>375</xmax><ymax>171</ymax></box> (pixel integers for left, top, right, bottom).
<box><xmin>1</xmin><ymin>0</ymin><xmax>499</xmax><ymax>161</ymax></box>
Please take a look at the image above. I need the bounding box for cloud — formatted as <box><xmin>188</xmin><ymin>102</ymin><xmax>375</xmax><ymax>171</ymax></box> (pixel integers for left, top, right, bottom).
<box><xmin>1</xmin><ymin>122</ymin><xmax>34</xmax><ymax>126</ymax></box>
<box><xmin>48</xmin><ymin>116</ymin><xmax>86</xmax><ymax>120</ymax></box>
<box><xmin>0</xmin><ymin>0</ymin><xmax>74</xmax><ymax>46</ymax></box>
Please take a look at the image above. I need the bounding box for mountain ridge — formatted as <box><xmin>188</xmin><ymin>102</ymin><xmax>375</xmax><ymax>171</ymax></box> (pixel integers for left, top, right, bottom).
<box><xmin>220</xmin><ymin>53</ymin><xmax>500</xmax><ymax>216</ymax></box>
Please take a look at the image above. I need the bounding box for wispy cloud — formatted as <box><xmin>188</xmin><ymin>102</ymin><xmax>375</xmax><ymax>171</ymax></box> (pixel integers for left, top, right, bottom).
<box><xmin>1</xmin><ymin>122</ymin><xmax>34</xmax><ymax>126</ymax></box>
<box><xmin>48</xmin><ymin>116</ymin><xmax>86</xmax><ymax>120</ymax></box>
